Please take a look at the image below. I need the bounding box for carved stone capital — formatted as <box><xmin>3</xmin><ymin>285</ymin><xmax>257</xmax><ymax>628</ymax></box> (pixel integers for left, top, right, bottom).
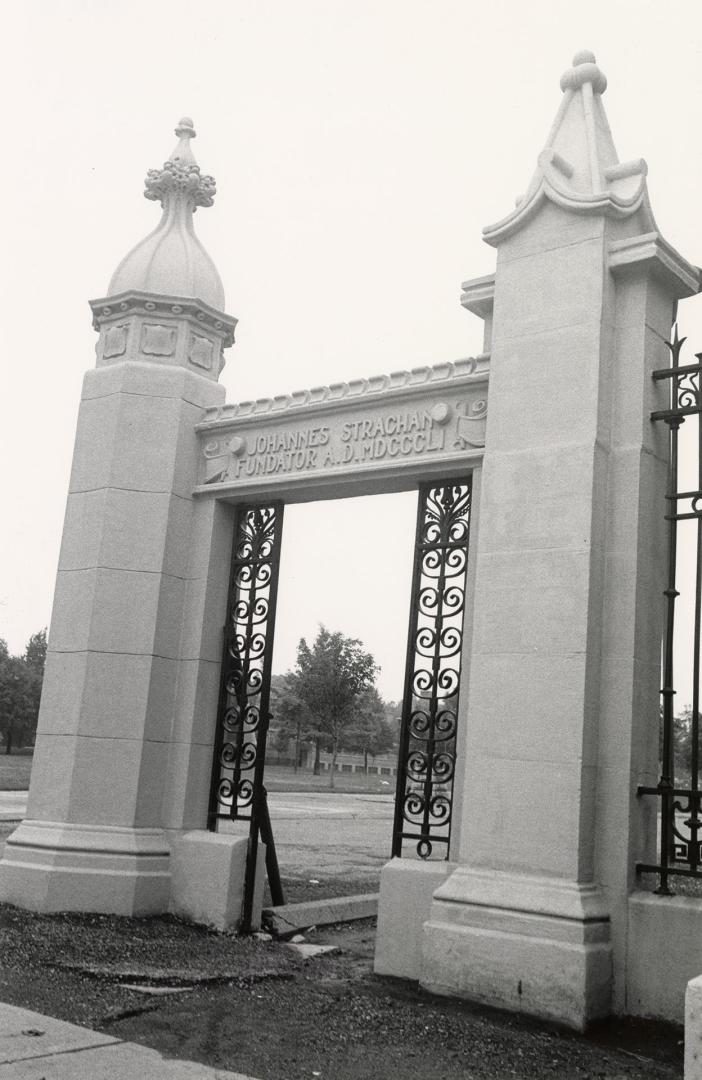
<box><xmin>90</xmin><ymin>290</ymin><xmax>237</xmax><ymax>381</ymax></box>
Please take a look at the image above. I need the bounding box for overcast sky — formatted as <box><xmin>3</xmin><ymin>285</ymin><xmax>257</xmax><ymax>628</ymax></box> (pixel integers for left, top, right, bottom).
<box><xmin>0</xmin><ymin>1</ymin><xmax>701</xmax><ymax>699</ymax></box>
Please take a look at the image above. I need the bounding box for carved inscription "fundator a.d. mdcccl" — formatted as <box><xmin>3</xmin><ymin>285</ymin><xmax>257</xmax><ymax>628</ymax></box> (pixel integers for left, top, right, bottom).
<box><xmin>200</xmin><ymin>398</ymin><xmax>486</xmax><ymax>490</ymax></box>
<box><xmin>197</xmin><ymin>358</ymin><xmax>489</xmax><ymax>491</ymax></box>
<box><xmin>230</xmin><ymin>406</ymin><xmax>445</xmax><ymax>476</ymax></box>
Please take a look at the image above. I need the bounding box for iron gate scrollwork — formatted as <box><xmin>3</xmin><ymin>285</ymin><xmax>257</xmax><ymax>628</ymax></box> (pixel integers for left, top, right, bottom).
<box><xmin>208</xmin><ymin>500</ymin><xmax>284</xmax><ymax>927</ymax></box>
<box><xmin>392</xmin><ymin>478</ymin><xmax>472</xmax><ymax>859</ymax></box>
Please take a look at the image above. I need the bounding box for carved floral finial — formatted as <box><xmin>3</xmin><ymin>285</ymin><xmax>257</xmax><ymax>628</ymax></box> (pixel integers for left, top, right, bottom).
<box><xmin>106</xmin><ymin>117</ymin><xmax>225</xmax><ymax>309</ymax></box>
<box><xmin>143</xmin><ymin>117</ymin><xmax>217</xmax><ymax>210</ymax></box>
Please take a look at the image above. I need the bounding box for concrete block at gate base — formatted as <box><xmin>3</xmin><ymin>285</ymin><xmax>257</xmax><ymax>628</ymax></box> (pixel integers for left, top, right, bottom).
<box><xmin>686</xmin><ymin>975</ymin><xmax>702</xmax><ymax>1078</ymax></box>
<box><xmin>374</xmin><ymin>858</ymin><xmax>456</xmax><ymax>981</ymax></box>
<box><xmin>628</xmin><ymin>892</ymin><xmax>702</xmax><ymax>1022</ymax></box>
<box><xmin>170</xmin><ymin>830</ymin><xmax>266</xmax><ymax>932</ymax></box>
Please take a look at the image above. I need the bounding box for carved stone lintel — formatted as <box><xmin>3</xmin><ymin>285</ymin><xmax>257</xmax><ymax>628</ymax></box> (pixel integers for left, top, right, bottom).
<box><xmin>199</xmin><ymin>369</ymin><xmax>489</xmax><ymax>490</ymax></box>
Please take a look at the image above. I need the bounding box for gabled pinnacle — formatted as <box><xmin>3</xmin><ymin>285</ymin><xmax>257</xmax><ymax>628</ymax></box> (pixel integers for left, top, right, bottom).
<box><xmin>483</xmin><ymin>51</ymin><xmax>655</xmax><ymax>246</ymax></box>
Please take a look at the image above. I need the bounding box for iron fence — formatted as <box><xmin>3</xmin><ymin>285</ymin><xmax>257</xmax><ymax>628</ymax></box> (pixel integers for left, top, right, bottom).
<box><xmin>638</xmin><ymin>329</ymin><xmax>702</xmax><ymax>892</ymax></box>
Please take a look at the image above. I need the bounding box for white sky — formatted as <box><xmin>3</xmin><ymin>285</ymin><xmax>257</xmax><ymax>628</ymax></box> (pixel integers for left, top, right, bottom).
<box><xmin>0</xmin><ymin>1</ymin><xmax>701</xmax><ymax>700</ymax></box>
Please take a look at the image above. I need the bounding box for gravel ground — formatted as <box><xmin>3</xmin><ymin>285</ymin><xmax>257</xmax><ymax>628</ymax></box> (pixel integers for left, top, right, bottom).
<box><xmin>0</xmin><ymin>901</ymin><xmax>683</xmax><ymax>1080</ymax></box>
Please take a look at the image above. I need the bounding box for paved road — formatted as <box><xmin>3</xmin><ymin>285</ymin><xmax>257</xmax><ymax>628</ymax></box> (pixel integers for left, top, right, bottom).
<box><xmin>0</xmin><ymin>793</ymin><xmax>27</xmax><ymax>822</ymax></box>
<box><xmin>255</xmin><ymin>792</ymin><xmax>394</xmax><ymax>880</ymax></box>
<box><xmin>0</xmin><ymin>791</ymin><xmax>395</xmax><ymax>883</ymax></box>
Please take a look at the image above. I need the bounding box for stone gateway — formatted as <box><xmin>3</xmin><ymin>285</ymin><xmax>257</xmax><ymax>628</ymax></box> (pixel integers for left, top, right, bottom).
<box><xmin>1</xmin><ymin>54</ymin><xmax>701</xmax><ymax>1031</ymax></box>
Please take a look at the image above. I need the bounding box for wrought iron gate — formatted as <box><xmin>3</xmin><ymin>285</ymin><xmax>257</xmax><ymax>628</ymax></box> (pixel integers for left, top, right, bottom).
<box><xmin>208</xmin><ymin>501</ymin><xmax>284</xmax><ymax>929</ymax></box>
<box><xmin>208</xmin><ymin>478</ymin><xmax>473</xmax><ymax>926</ymax></box>
<box><xmin>392</xmin><ymin>478</ymin><xmax>472</xmax><ymax>859</ymax></box>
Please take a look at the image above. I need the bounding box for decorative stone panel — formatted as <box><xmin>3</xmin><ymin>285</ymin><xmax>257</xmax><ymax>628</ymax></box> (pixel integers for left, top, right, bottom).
<box><xmin>103</xmin><ymin>325</ymin><xmax>128</xmax><ymax>359</ymax></box>
<box><xmin>189</xmin><ymin>334</ymin><xmax>214</xmax><ymax>371</ymax></box>
<box><xmin>141</xmin><ymin>324</ymin><xmax>176</xmax><ymax>357</ymax></box>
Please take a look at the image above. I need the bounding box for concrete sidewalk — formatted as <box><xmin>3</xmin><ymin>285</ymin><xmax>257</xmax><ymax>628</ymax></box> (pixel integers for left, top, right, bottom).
<box><xmin>0</xmin><ymin>1004</ymin><xmax>261</xmax><ymax>1079</ymax></box>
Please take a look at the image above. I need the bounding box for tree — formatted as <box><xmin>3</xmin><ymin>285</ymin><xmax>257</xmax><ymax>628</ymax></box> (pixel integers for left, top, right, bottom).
<box><xmin>667</xmin><ymin>706</ymin><xmax>699</xmax><ymax>785</ymax></box>
<box><xmin>346</xmin><ymin>686</ymin><xmax>396</xmax><ymax>773</ymax></box>
<box><xmin>0</xmin><ymin>630</ymin><xmax>46</xmax><ymax>754</ymax></box>
<box><xmin>269</xmin><ymin>672</ymin><xmax>307</xmax><ymax>771</ymax></box>
<box><xmin>294</xmin><ymin>626</ymin><xmax>378</xmax><ymax>788</ymax></box>
<box><xmin>24</xmin><ymin>629</ymin><xmax>47</xmax><ymax>677</ymax></box>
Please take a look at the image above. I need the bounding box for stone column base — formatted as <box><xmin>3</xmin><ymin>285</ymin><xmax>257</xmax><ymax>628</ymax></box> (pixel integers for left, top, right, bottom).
<box><xmin>420</xmin><ymin>867</ymin><xmax>612</xmax><ymax>1030</ymax></box>
<box><xmin>0</xmin><ymin>820</ymin><xmax>171</xmax><ymax>915</ymax></box>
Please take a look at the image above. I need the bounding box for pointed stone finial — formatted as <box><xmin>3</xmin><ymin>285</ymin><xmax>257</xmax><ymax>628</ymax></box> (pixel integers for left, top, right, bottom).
<box><xmin>172</xmin><ymin>116</ymin><xmax>197</xmax><ymax>165</ymax></box>
<box><xmin>107</xmin><ymin>117</ymin><xmax>225</xmax><ymax>309</ymax></box>
<box><xmin>483</xmin><ymin>51</ymin><xmax>653</xmax><ymax>245</ymax></box>
<box><xmin>560</xmin><ymin>50</ymin><xmax>607</xmax><ymax>95</ymax></box>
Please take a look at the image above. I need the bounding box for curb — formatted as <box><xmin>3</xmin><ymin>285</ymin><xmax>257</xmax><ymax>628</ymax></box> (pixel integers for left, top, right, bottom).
<box><xmin>264</xmin><ymin>892</ymin><xmax>378</xmax><ymax>937</ymax></box>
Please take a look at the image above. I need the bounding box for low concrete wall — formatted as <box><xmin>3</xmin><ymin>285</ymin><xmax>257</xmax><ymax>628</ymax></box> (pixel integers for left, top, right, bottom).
<box><xmin>628</xmin><ymin>892</ymin><xmax>702</xmax><ymax>1023</ymax></box>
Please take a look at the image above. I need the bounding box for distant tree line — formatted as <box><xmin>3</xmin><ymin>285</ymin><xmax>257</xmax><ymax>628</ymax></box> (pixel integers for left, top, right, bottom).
<box><xmin>0</xmin><ymin>630</ymin><xmax>47</xmax><ymax>754</ymax></box>
<box><xmin>665</xmin><ymin>706</ymin><xmax>702</xmax><ymax>785</ymax></box>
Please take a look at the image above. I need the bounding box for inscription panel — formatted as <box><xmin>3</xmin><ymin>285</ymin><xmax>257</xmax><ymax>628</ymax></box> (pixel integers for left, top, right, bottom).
<box><xmin>196</xmin><ymin>359</ymin><xmax>489</xmax><ymax>495</ymax></box>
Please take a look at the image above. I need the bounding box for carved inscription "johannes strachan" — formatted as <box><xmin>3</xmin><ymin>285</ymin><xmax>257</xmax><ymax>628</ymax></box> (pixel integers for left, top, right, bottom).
<box><xmin>202</xmin><ymin>399</ymin><xmax>486</xmax><ymax>486</ymax></box>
